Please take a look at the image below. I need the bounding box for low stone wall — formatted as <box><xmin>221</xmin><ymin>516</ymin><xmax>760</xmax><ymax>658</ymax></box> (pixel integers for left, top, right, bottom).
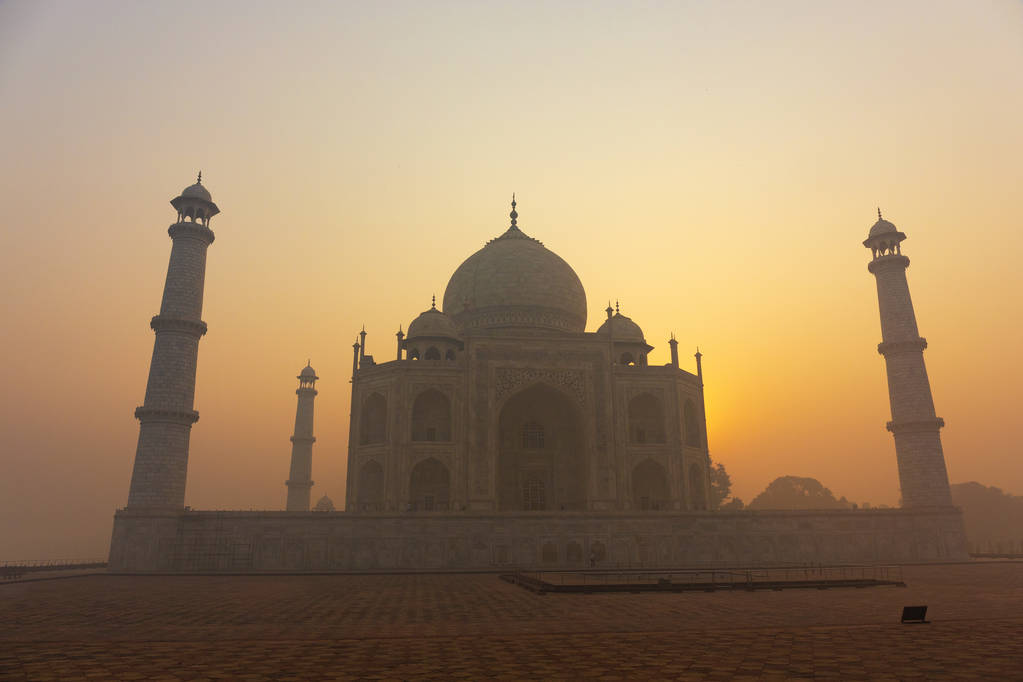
<box><xmin>108</xmin><ymin>507</ymin><xmax>968</xmax><ymax>573</ymax></box>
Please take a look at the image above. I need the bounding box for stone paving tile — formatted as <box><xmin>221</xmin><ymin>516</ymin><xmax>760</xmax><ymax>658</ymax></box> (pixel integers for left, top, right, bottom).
<box><xmin>1</xmin><ymin>563</ymin><xmax>1021</xmax><ymax>679</ymax></box>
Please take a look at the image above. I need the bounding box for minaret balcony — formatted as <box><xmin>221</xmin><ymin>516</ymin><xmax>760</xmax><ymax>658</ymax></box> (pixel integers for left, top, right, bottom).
<box><xmin>150</xmin><ymin>315</ymin><xmax>208</xmax><ymax>336</ymax></box>
<box><xmin>877</xmin><ymin>338</ymin><xmax>927</xmax><ymax>355</ymax></box>
<box><xmin>886</xmin><ymin>417</ymin><xmax>945</xmax><ymax>433</ymax></box>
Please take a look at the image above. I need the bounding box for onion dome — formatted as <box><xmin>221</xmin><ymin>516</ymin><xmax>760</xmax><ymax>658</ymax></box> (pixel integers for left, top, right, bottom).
<box><xmin>299</xmin><ymin>361</ymin><xmax>317</xmax><ymax>379</ymax></box>
<box><xmin>407</xmin><ymin>296</ymin><xmax>460</xmax><ymax>340</ymax></box>
<box><xmin>443</xmin><ymin>196</ymin><xmax>586</xmax><ymax>333</ymax></box>
<box><xmin>863</xmin><ymin>208</ymin><xmax>907</xmax><ymax>251</ymax></box>
<box><xmin>868</xmin><ymin>214</ymin><xmax>898</xmax><ymax>237</ymax></box>
<box><xmin>597</xmin><ymin>310</ymin><xmax>646</xmax><ymax>342</ymax></box>
<box><xmin>170</xmin><ymin>171</ymin><xmax>219</xmax><ymax>221</ymax></box>
<box><xmin>181</xmin><ymin>181</ymin><xmax>212</xmax><ymax>202</ymax></box>
<box><xmin>313</xmin><ymin>495</ymin><xmax>335</xmax><ymax>512</ymax></box>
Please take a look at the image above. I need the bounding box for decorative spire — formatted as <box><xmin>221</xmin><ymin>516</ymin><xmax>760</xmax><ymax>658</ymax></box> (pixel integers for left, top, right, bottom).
<box><xmin>197</xmin><ymin>170</ymin><xmax>202</xmax><ymax>185</ymax></box>
<box><xmin>615</xmin><ymin>300</ymin><xmax>620</xmax><ymax>315</ymax></box>
<box><xmin>306</xmin><ymin>358</ymin><xmax>311</xmax><ymax>367</ymax></box>
<box><xmin>431</xmin><ymin>294</ymin><xmax>436</xmax><ymax>310</ymax></box>
<box><xmin>877</xmin><ymin>207</ymin><xmax>882</xmax><ymax>220</ymax></box>
<box><xmin>606</xmin><ymin>301</ymin><xmax>613</xmax><ymax>319</ymax></box>
<box><xmin>509</xmin><ymin>193</ymin><xmax>518</xmax><ymax>228</ymax></box>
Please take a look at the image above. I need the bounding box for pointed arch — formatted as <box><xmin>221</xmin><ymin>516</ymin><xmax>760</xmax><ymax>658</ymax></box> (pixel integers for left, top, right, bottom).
<box><xmin>424</xmin><ymin>346</ymin><xmax>441</xmax><ymax>360</ymax></box>
<box><xmin>689</xmin><ymin>463</ymin><xmax>707</xmax><ymax>510</ymax></box>
<box><xmin>411</xmin><ymin>389</ymin><xmax>451</xmax><ymax>441</ymax></box>
<box><xmin>360</xmin><ymin>393</ymin><xmax>387</xmax><ymax>445</ymax></box>
<box><xmin>632</xmin><ymin>459</ymin><xmax>670</xmax><ymax>510</ymax></box>
<box><xmin>628</xmin><ymin>393</ymin><xmax>665</xmax><ymax>444</ymax></box>
<box><xmin>684</xmin><ymin>399</ymin><xmax>702</xmax><ymax>447</ymax></box>
<box><xmin>409</xmin><ymin>457</ymin><xmax>450</xmax><ymax>511</ymax></box>
<box><xmin>357</xmin><ymin>460</ymin><xmax>384</xmax><ymax>511</ymax></box>
<box><xmin>497</xmin><ymin>383</ymin><xmax>585</xmax><ymax>511</ymax></box>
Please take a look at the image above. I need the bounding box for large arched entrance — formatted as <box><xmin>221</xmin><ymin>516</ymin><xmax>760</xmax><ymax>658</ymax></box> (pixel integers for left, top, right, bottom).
<box><xmin>497</xmin><ymin>384</ymin><xmax>585</xmax><ymax>511</ymax></box>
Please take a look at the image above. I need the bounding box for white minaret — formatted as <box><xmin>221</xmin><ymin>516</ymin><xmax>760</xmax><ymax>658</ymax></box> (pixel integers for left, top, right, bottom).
<box><xmin>285</xmin><ymin>362</ymin><xmax>318</xmax><ymax>511</ymax></box>
<box><xmin>126</xmin><ymin>174</ymin><xmax>217</xmax><ymax>509</ymax></box>
<box><xmin>864</xmin><ymin>210</ymin><xmax>953</xmax><ymax>508</ymax></box>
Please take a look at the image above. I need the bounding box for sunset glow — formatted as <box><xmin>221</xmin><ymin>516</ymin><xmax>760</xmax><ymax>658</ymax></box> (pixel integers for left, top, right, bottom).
<box><xmin>1</xmin><ymin>0</ymin><xmax>1021</xmax><ymax>558</ymax></box>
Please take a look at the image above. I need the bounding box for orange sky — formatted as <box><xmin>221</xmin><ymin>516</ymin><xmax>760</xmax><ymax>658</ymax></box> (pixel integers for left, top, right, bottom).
<box><xmin>1</xmin><ymin>0</ymin><xmax>1021</xmax><ymax>560</ymax></box>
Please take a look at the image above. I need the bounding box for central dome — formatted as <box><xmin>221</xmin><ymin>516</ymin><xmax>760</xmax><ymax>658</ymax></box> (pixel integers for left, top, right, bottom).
<box><xmin>443</xmin><ymin>202</ymin><xmax>587</xmax><ymax>333</ymax></box>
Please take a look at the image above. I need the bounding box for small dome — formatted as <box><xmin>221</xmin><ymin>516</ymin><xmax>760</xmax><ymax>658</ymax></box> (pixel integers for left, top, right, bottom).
<box><xmin>407</xmin><ymin>304</ymin><xmax>460</xmax><ymax>340</ymax></box>
<box><xmin>181</xmin><ymin>182</ymin><xmax>212</xmax><ymax>202</ymax></box>
<box><xmin>300</xmin><ymin>362</ymin><xmax>316</xmax><ymax>378</ymax></box>
<box><xmin>313</xmin><ymin>495</ymin><xmax>335</xmax><ymax>512</ymax></box>
<box><xmin>868</xmin><ymin>218</ymin><xmax>897</xmax><ymax>237</ymax></box>
<box><xmin>597</xmin><ymin>312</ymin><xmax>645</xmax><ymax>342</ymax></box>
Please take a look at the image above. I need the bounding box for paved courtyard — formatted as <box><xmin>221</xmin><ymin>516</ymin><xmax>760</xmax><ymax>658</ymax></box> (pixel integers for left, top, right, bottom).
<box><xmin>2</xmin><ymin>562</ymin><xmax>1021</xmax><ymax>679</ymax></box>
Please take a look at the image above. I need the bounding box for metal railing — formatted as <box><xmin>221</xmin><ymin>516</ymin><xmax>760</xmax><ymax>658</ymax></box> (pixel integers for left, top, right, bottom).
<box><xmin>509</xmin><ymin>564</ymin><xmax>905</xmax><ymax>592</ymax></box>
<box><xmin>1</xmin><ymin>559</ymin><xmax>108</xmax><ymax>580</ymax></box>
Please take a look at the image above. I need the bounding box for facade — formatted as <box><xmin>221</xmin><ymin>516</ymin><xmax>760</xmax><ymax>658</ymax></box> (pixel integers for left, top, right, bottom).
<box><xmin>345</xmin><ymin>200</ymin><xmax>712</xmax><ymax>516</ymax></box>
<box><xmin>107</xmin><ymin>183</ymin><xmax>967</xmax><ymax>573</ymax></box>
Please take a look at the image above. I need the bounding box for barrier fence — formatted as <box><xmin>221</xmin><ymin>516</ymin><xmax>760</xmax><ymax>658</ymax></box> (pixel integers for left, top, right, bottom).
<box><xmin>1</xmin><ymin>559</ymin><xmax>107</xmax><ymax>580</ymax></box>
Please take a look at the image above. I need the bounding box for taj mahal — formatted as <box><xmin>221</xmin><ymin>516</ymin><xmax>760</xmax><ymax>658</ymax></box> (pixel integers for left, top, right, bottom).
<box><xmin>109</xmin><ymin>177</ymin><xmax>966</xmax><ymax>572</ymax></box>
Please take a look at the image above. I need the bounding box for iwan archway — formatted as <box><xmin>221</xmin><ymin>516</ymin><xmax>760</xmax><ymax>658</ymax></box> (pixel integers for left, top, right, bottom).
<box><xmin>497</xmin><ymin>384</ymin><xmax>585</xmax><ymax>511</ymax></box>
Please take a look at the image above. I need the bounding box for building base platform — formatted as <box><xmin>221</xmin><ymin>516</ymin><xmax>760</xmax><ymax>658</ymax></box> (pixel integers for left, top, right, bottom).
<box><xmin>108</xmin><ymin>507</ymin><xmax>967</xmax><ymax>573</ymax></box>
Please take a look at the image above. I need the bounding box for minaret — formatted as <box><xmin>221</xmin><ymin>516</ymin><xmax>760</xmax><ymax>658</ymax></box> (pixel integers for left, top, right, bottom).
<box><xmin>126</xmin><ymin>174</ymin><xmax>218</xmax><ymax>509</ymax></box>
<box><xmin>285</xmin><ymin>361</ymin><xmax>318</xmax><ymax>511</ymax></box>
<box><xmin>864</xmin><ymin>210</ymin><xmax>953</xmax><ymax>507</ymax></box>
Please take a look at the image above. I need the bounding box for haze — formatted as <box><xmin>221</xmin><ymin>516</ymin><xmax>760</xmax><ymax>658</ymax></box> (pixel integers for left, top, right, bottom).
<box><xmin>1</xmin><ymin>0</ymin><xmax>1021</xmax><ymax>560</ymax></box>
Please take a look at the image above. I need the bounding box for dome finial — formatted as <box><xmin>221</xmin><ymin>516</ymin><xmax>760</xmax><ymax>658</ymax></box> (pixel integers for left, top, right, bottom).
<box><xmin>197</xmin><ymin>170</ymin><xmax>202</xmax><ymax>185</ymax></box>
<box><xmin>615</xmin><ymin>300</ymin><xmax>620</xmax><ymax>315</ymax></box>
<box><xmin>877</xmin><ymin>207</ymin><xmax>882</xmax><ymax>220</ymax></box>
<box><xmin>509</xmin><ymin>193</ymin><xmax>518</xmax><ymax>228</ymax></box>
<box><xmin>431</xmin><ymin>294</ymin><xmax>436</xmax><ymax>309</ymax></box>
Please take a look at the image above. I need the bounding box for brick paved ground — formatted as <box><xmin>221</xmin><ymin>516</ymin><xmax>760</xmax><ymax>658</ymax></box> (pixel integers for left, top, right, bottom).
<box><xmin>1</xmin><ymin>562</ymin><xmax>1021</xmax><ymax>680</ymax></box>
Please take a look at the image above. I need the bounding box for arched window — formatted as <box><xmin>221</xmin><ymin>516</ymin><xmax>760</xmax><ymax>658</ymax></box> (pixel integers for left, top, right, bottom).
<box><xmin>521</xmin><ymin>422</ymin><xmax>544</xmax><ymax>449</ymax></box>
<box><xmin>628</xmin><ymin>393</ymin><xmax>665</xmax><ymax>444</ymax></box>
<box><xmin>409</xmin><ymin>457</ymin><xmax>450</xmax><ymax>511</ymax></box>
<box><xmin>445</xmin><ymin>349</ymin><xmax>456</xmax><ymax>361</ymax></box>
<box><xmin>684</xmin><ymin>399</ymin><xmax>701</xmax><ymax>447</ymax></box>
<box><xmin>409</xmin><ymin>348</ymin><xmax>420</xmax><ymax>360</ymax></box>
<box><xmin>424</xmin><ymin>347</ymin><xmax>441</xmax><ymax>360</ymax></box>
<box><xmin>359</xmin><ymin>393</ymin><xmax>387</xmax><ymax>445</ymax></box>
<box><xmin>632</xmin><ymin>459</ymin><xmax>670</xmax><ymax>510</ymax></box>
<box><xmin>523</xmin><ymin>475</ymin><xmax>546</xmax><ymax>510</ymax></box>
<box><xmin>620</xmin><ymin>352</ymin><xmax>635</xmax><ymax>366</ymax></box>
<box><xmin>689</xmin><ymin>464</ymin><xmax>707</xmax><ymax>510</ymax></box>
<box><xmin>357</xmin><ymin>460</ymin><xmax>384</xmax><ymax>512</ymax></box>
<box><xmin>411</xmin><ymin>389</ymin><xmax>451</xmax><ymax>441</ymax></box>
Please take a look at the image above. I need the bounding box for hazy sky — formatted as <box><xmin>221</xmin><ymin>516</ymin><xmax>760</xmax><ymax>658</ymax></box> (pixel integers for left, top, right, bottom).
<box><xmin>1</xmin><ymin>0</ymin><xmax>1021</xmax><ymax>559</ymax></box>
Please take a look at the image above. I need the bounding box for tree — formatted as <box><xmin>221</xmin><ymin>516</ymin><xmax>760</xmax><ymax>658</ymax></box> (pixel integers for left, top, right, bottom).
<box><xmin>747</xmin><ymin>476</ymin><xmax>851</xmax><ymax>510</ymax></box>
<box><xmin>950</xmin><ymin>482</ymin><xmax>1023</xmax><ymax>554</ymax></box>
<box><xmin>708</xmin><ymin>461</ymin><xmax>732</xmax><ymax>510</ymax></box>
<box><xmin>719</xmin><ymin>496</ymin><xmax>745</xmax><ymax>510</ymax></box>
